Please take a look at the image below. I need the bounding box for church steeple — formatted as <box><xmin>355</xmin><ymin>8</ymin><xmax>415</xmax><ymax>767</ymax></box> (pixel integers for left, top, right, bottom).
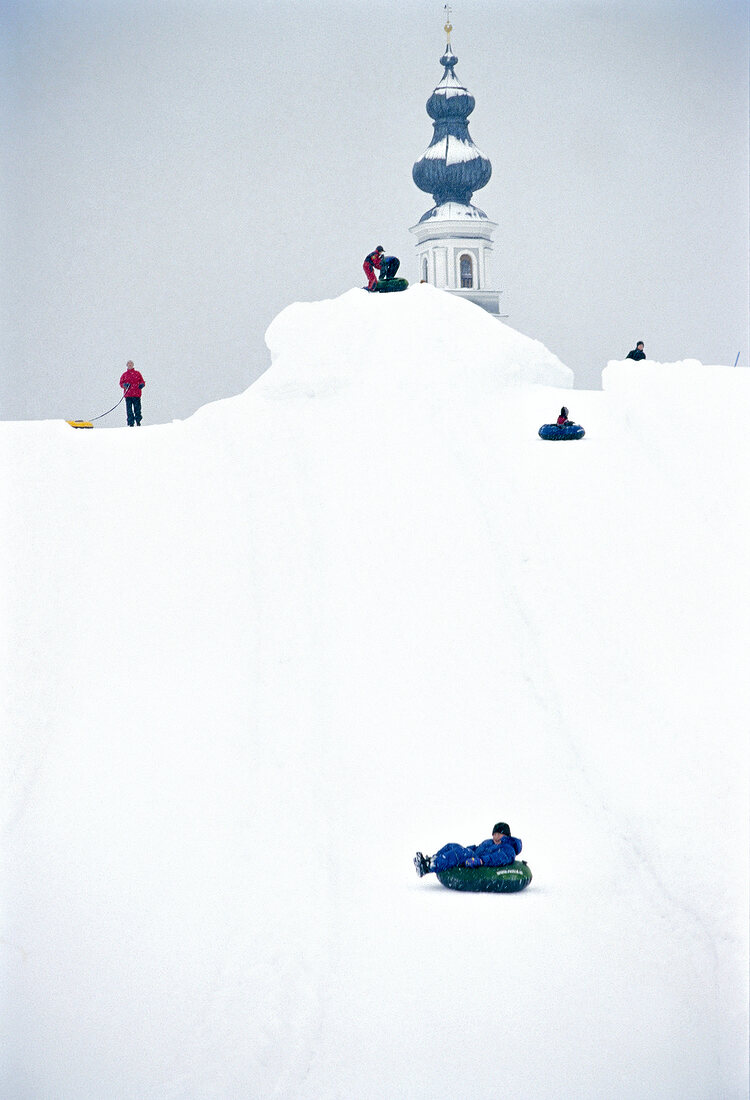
<box><xmin>412</xmin><ymin>10</ymin><xmax>492</xmax><ymax>213</ymax></box>
<box><xmin>409</xmin><ymin>9</ymin><xmax>504</xmax><ymax>316</ymax></box>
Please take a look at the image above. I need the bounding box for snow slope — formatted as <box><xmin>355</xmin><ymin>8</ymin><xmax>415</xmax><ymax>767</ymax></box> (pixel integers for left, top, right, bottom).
<box><xmin>2</xmin><ymin>285</ymin><xmax>748</xmax><ymax>1099</ymax></box>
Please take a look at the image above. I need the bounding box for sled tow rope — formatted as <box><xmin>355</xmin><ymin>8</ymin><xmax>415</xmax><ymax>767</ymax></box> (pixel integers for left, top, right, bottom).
<box><xmin>67</xmin><ymin>393</ymin><xmax>125</xmax><ymax>429</ymax></box>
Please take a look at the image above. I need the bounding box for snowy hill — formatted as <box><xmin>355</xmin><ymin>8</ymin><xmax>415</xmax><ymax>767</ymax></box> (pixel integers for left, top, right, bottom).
<box><xmin>2</xmin><ymin>286</ymin><xmax>748</xmax><ymax>1099</ymax></box>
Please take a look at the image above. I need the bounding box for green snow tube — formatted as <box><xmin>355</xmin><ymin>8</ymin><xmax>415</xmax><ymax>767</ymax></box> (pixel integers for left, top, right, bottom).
<box><xmin>375</xmin><ymin>277</ymin><xmax>409</xmax><ymax>293</ymax></box>
<box><xmin>436</xmin><ymin>860</ymin><xmax>532</xmax><ymax>893</ymax></box>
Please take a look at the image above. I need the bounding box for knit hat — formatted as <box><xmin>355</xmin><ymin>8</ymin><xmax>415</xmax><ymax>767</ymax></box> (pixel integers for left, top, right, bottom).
<box><xmin>492</xmin><ymin>822</ymin><xmax>510</xmax><ymax>836</ymax></box>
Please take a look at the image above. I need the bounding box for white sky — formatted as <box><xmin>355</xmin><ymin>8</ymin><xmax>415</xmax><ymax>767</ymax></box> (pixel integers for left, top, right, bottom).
<box><xmin>2</xmin><ymin>0</ymin><xmax>748</xmax><ymax>425</ymax></box>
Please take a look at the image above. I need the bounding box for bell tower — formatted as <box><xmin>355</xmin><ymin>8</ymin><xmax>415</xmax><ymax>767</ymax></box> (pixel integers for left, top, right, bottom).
<box><xmin>410</xmin><ymin>9</ymin><xmax>503</xmax><ymax>314</ymax></box>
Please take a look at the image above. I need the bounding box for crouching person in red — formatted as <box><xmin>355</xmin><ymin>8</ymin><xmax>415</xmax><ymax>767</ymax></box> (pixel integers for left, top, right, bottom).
<box><xmin>120</xmin><ymin>360</ymin><xmax>146</xmax><ymax>426</ymax></box>
<box><xmin>363</xmin><ymin>245</ymin><xmax>384</xmax><ymax>291</ymax></box>
<box><xmin>414</xmin><ymin>822</ymin><xmax>522</xmax><ymax>877</ymax></box>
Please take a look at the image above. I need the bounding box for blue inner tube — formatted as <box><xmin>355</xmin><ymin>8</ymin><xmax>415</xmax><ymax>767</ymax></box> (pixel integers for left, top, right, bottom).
<box><xmin>539</xmin><ymin>423</ymin><xmax>585</xmax><ymax>440</ymax></box>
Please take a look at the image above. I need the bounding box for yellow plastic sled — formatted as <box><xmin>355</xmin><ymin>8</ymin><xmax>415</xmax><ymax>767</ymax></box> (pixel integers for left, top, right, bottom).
<box><xmin>67</xmin><ymin>420</ymin><xmax>94</xmax><ymax>429</ymax></box>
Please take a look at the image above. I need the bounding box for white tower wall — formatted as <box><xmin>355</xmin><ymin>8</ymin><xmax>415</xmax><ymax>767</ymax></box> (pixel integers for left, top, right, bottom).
<box><xmin>410</xmin><ymin>208</ymin><xmax>503</xmax><ymax>315</ymax></box>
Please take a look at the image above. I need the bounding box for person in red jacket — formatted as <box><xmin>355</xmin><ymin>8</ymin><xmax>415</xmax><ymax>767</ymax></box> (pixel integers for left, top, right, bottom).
<box><xmin>363</xmin><ymin>246</ymin><xmax>384</xmax><ymax>291</ymax></box>
<box><xmin>557</xmin><ymin>406</ymin><xmax>572</xmax><ymax>426</ymax></box>
<box><xmin>119</xmin><ymin>361</ymin><xmax>145</xmax><ymax>426</ymax></box>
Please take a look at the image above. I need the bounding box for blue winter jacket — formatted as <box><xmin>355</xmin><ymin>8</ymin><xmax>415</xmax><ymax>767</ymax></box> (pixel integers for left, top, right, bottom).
<box><xmin>471</xmin><ymin>836</ymin><xmax>522</xmax><ymax>866</ymax></box>
<box><xmin>431</xmin><ymin>836</ymin><xmax>523</xmax><ymax>873</ymax></box>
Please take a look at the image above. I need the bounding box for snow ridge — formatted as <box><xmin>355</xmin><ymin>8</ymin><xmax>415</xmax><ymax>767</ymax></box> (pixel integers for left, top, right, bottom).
<box><xmin>2</xmin><ymin>289</ymin><xmax>748</xmax><ymax>1099</ymax></box>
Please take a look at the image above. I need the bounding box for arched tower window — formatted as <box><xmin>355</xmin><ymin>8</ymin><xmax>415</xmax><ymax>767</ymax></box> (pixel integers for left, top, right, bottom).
<box><xmin>422</xmin><ymin>257</ymin><xmax>429</xmax><ymax>282</ymax></box>
<box><xmin>460</xmin><ymin>253</ymin><xmax>473</xmax><ymax>288</ymax></box>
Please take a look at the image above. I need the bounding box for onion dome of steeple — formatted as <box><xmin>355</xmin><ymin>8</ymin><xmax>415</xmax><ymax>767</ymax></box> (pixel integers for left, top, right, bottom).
<box><xmin>412</xmin><ymin>18</ymin><xmax>492</xmax><ymax>215</ymax></box>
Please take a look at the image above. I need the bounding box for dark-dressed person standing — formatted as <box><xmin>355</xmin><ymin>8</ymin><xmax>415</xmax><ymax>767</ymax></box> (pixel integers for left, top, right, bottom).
<box><xmin>119</xmin><ymin>361</ymin><xmax>145</xmax><ymax>426</ymax></box>
<box><xmin>626</xmin><ymin>341</ymin><xmax>646</xmax><ymax>361</ymax></box>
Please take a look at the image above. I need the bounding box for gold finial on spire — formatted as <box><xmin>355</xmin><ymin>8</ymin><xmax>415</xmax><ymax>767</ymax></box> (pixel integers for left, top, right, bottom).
<box><xmin>444</xmin><ymin>3</ymin><xmax>453</xmax><ymax>41</ymax></box>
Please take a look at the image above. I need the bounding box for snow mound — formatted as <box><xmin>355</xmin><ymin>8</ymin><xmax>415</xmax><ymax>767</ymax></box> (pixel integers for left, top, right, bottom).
<box><xmin>603</xmin><ymin>357</ymin><xmax>748</xmax><ymax>408</ymax></box>
<box><xmin>2</xmin><ymin>299</ymin><xmax>748</xmax><ymax>1099</ymax></box>
<box><xmin>603</xmin><ymin>357</ymin><xmax>749</xmax><ymax>447</ymax></box>
<box><xmin>260</xmin><ymin>283</ymin><xmax>573</xmax><ymax>401</ymax></box>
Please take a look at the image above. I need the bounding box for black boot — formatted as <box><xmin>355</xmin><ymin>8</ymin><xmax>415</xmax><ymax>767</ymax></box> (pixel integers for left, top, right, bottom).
<box><xmin>414</xmin><ymin>852</ymin><xmax>431</xmax><ymax>878</ymax></box>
